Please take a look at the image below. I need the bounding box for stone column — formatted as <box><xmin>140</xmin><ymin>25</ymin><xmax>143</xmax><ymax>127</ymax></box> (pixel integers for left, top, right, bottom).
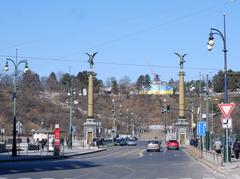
<box><xmin>179</xmin><ymin>71</ymin><xmax>185</xmax><ymax>118</ymax></box>
<box><xmin>83</xmin><ymin>52</ymin><xmax>98</xmax><ymax>147</ymax></box>
<box><xmin>88</xmin><ymin>71</ymin><xmax>94</xmax><ymax>118</ymax></box>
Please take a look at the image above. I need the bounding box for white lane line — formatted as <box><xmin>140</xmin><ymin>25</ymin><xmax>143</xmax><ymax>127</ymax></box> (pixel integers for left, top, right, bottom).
<box><xmin>9</xmin><ymin>170</ymin><xmax>18</xmax><ymax>172</ymax></box>
<box><xmin>41</xmin><ymin>178</ymin><xmax>54</xmax><ymax>179</ymax></box>
<box><xmin>156</xmin><ymin>178</ymin><xmax>168</xmax><ymax>179</ymax></box>
<box><xmin>55</xmin><ymin>166</ymin><xmax>64</xmax><ymax>170</ymax></box>
<box><xmin>202</xmin><ymin>178</ymin><xmax>215</xmax><ymax>179</ymax></box>
<box><xmin>162</xmin><ymin>148</ymin><xmax>167</xmax><ymax>154</ymax></box>
<box><xmin>179</xmin><ymin>178</ymin><xmax>192</xmax><ymax>179</ymax></box>
<box><xmin>0</xmin><ymin>178</ymin><xmax>8</xmax><ymax>179</ymax></box>
<box><xmin>18</xmin><ymin>178</ymin><xmax>32</xmax><ymax>179</ymax></box>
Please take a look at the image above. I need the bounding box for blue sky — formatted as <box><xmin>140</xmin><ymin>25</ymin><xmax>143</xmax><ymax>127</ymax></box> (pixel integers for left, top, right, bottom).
<box><xmin>0</xmin><ymin>0</ymin><xmax>239</xmax><ymax>83</ymax></box>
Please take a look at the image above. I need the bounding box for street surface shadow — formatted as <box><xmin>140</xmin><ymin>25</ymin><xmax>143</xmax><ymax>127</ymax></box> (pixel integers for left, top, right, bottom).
<box><xmin>0</xmin><ymin>160</ymin><xmax>101</xmax><ymax>175</ymax></box>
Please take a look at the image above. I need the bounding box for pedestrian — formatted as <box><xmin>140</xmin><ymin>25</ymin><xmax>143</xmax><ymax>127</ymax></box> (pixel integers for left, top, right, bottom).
<box><xmin>233</xmin><ymin>139</ymin><xmax>240</xmax><ymax>161</ymax></box>
<box><xmin>214</xmin><ymin>140</ymin><xmax>222</xmax><ymax>154</ymax></box>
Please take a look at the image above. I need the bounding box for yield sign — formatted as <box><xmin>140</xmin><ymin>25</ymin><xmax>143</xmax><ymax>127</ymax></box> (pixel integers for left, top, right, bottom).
<box><xmin>218</xmin><ymin>103</ymin><xmax>235</xmax><ymax>118</ymax></box>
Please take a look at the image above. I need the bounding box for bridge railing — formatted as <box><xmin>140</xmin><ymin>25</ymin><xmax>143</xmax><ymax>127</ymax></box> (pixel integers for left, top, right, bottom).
<box><xmin>186</xmin><ymin>145</ymin><xmax>223</xmax><ymax>167</ymax></box>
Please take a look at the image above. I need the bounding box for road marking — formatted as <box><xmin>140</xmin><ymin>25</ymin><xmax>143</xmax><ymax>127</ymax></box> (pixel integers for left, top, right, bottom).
<box><xmin>118</xmin><ymin>148</ymin><xmax>140</xmax><ymax>157</ymax></box>
<box><xmin>9</xmin><ymin>170</ymin><xmax>18</xmax><ymax>173</ymax></box>
<box><xmin>139</xmin><ymin>149</ymin><xmax>145</xmax><ymax>157</ymax></box>
<box><xmin>179</xmin><ymin>178</ymin><xmax>192</xmax><ymax>179</ymax></box>
<box><xmin>84</xmin><ymin>148</ymin><xmax>126</xmax><ymax>160</ymax></box>
<box><xmin>55</xmin><ymin>166</ymin><xmax>64</xmax><ymax>170</ymax></box>
<box><xmin>202</xmin><ymin>178</ymin><xmax>215</xmax><ymax>179</ymax></box>
<box><xmin>163</xmin><ymin>148</ymin><xmax>167</xmax><ymax>154</ymax></box>
<box><xmin>34</xmin><ymin>168</ymin><xmax>42</xmax><ymax>171</ymax></box>
<box><xmin>18</xmin><ymin>178</ymin><xmax>32</xmax><ymax>179</ymax></box>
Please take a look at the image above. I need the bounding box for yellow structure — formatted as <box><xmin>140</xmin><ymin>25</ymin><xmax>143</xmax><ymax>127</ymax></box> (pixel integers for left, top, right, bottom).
<box><xmin>179</xmin><ymin>71</ymin><xmax>185</xmax><ymax>118</ymax></box>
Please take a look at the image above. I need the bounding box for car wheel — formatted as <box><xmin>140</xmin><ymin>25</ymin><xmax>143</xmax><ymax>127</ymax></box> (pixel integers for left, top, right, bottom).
<box><xmin>147</xmin><ymin>149</ymin><xmax>149</xmax><ymax>152</ymax></box>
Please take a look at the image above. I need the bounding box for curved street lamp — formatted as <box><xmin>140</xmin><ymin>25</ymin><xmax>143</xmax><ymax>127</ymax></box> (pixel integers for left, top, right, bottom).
<box><xmin>207</xmin><ymin>14</ymin><xmax>229</xmax><ymax>163</ymax></box>
<box><xmin>4</xmin><ymin>57</ymin><xmax>29</xmax><ymax>156</ymax></box>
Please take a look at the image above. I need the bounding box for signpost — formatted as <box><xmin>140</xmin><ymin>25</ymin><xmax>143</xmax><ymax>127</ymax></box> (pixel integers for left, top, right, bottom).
<box><xmin>197</xmin><ymin>121</ymin><xmax>206</xmax><ymax>136</ymax></box>
<box><xmin>222</xmin><ymin>117</ymin><xmax>232</xmax><ymax>129</ymax></box>
<box><xmin>218</xmin><ymin>103</ymin><xmax>235</xmax><ymax>163</ymax></box>
<box><xmin>218</xmin><ymin>103</ymin><xmax>235</xmax><ymax>118</ymax></box>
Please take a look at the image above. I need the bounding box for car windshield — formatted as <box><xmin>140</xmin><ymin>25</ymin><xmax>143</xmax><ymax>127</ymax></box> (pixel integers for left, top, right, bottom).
<box><xmin>169</xmin><ymin>140</ymin><xmax>178</xmax><ymax>143</ymax></box>
<box><xmin>148</xmin><ymin>141</ymin><xmax>159</xmax><ymax>144</ymax></box>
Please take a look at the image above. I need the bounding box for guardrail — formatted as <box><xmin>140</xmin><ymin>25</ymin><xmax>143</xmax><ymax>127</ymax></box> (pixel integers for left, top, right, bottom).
<box><xmin>186</xmin><ymin>145</ymin><xmax>223</xmax><ymax>167</ymax></box>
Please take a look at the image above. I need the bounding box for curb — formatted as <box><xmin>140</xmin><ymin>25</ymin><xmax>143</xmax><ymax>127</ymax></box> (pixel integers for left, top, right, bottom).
<box><xmin>0</xmin><ymin>148</ymin><xmax>107</xmax><ymax>163</ymax></box>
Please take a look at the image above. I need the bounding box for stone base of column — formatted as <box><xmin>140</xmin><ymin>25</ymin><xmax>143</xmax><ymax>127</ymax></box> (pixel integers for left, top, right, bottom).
<box><xmin>175</xmin><ymin>118</ymin><xmax>190</xmax><ymax>147</ymax></box>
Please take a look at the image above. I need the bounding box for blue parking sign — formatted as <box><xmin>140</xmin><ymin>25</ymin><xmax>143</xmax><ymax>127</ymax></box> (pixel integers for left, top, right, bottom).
<box><xmin>197</xmin><ymin>121</ymin><xmax>206</xmax><ymax>136</ymax></box>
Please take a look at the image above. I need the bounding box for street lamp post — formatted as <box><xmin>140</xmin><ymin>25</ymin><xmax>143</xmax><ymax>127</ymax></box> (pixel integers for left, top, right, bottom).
<box><xmin>111</xmin><ymin>99</ymin><xmax>116</xmax><ymax>140</ymax></box>
<box><xmin>4</xmin><ymin>57</ymin><xmax>29</xmax><ymax>157</ymax></box>
<box><xmin>207</xmin><ymin>14</ymin><xmax>229</xmax><ymax>162</ymax></box>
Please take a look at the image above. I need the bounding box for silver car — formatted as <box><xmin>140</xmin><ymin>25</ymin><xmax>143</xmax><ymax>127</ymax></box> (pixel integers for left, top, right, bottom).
<box><xmin>127</xmin><ymin>139</ymin><xmax>137</xmax><ymax>146</ymax></box>
<box><xmin>147</xmin><ymin>140</ymin><xmax>160</xmax><ymax>152</ymax></box>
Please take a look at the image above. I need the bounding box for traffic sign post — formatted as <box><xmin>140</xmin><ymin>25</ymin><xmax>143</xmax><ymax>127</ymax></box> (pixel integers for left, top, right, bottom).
<box><xmin>218</xmin><ymin>103</ymin><xmax>235</xmax><ymax>163</ymax></box>
<box><xmin>222</xmin><ymin>118</ymin><xmax>232</xmax><ymax>129</ymax></box>
<box><xmin>197</xmin><ymin>121</ymin><xmax>206</xmax><ymax>136</ymax></box>
<box><xmin>218</xmin><ymin>103</ymin><xmax>235</xmax><ymax>118</ymax></box>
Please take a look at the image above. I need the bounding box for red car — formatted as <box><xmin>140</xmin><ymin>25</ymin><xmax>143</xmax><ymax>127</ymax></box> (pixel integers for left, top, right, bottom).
<box><xmin>167</xmin><ymin>140</ymin><xmax>180</xmax><ymax>150</ymax></box>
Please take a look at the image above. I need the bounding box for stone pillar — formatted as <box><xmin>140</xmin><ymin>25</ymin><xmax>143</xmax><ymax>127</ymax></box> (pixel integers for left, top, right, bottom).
<box><xmin>88</xmin><ymin>71</ymin><xmax>94</xmax><ymax>118</ymax></box>
<box><xmin>179</xmin><ymin>71</ymin><xmax>185</xmax><ymax>118</ymax></box>
<box><xmin>174</xmin><ymin>53</ymin><xmax>190</xmax><ymax>146</ymax></box>
<box><xmin>83</xmin><ymin>52</ymin><xmax>98</xmax><ymax>147</ymax></box>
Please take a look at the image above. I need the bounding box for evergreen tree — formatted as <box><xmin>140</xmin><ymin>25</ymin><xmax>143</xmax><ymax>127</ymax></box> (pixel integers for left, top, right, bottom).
<box><xmin>45</xmin><ymin>72</ymin><xmax>59</xmax><ymax>91</ymax></box>
<box><xmin>135</xmin><ymin>75</ymin><xmax>145</xmax><ymax>93</ymax></box>
<box><xmin>20</xmin><ymin>70</ymin><xmax>43</xmax><ymax>92</ymax></box>
<box><xmin>144</xmin><ymin>74</ymin><xmax>151</xmax><ymax>90</ymax></box>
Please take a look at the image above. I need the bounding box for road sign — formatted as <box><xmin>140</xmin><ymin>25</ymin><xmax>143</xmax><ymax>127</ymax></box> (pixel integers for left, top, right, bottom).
<box><xmin>218</xmin><ymin>103</ymin><xmax>235</xmax><ymax>118</ymax></box>
<box><xmin>197</xmin><ymin>121</ymin><xmax>206</xmax><ymax>136</ymax></box>
<box><xmin>222</xmin><ymin>118</ymin><xmax>232</xmax><ymax>129</ymax></box>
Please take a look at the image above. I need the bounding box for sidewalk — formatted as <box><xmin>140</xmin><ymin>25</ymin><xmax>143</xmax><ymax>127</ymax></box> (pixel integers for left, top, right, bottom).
<box><xmin>0</xmin><ymin>146</ymin><xmax>107</xmax><ymax>163</ymax></box>
<box><xmin>222</xmin><ymin>159</ymin><xmax>240</xmax><ymax>179</ymax></box>
<box><xmin>185</xmin><ymin>145</ymin><xmax>240</xmax><ymax>179</ymax></box>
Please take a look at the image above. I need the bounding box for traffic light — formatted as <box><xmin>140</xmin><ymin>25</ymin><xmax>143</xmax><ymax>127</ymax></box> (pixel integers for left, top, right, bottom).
<box><xmin>166</xmin><ymin>105</ymin><xmax>170</xmax><ymax>112</ymax></box>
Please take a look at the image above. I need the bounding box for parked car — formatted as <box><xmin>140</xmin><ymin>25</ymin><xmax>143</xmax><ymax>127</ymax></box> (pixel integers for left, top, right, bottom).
<box><xmin>114</xmin><ymin>138</ymin><xmax>127</xmax><ymax>146</ymax></box>
<box><xmin>126</xmin><ymin>139</ymin><xmax>137</xmax><ymax>146</ymax></box>
<box><xmin>147</xmin><ymin>140</ymin><xmax>160</xmax><ymax>152</ymax></box>
<box><xmin>167</xmin><ymin>140</ymin><xmax>180</xmax><ymax>150</ymax></box>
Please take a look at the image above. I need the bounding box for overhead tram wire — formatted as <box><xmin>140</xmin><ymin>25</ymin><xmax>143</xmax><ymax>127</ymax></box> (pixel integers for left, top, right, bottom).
<box><xmin>0</xmin><ymin>54</ymin><xmax>220</xmax><ymax>72</ymax></box>
<box><xmin>0</xmin><ymin>3</ymin><xmax>222</xmax><ymax>54</ymax></box>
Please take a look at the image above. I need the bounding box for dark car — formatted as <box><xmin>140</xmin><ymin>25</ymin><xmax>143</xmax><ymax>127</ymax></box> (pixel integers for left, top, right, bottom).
<box><xmin>114</xmin><ymin>138</ymin><xmax>127</xmax><ymax>146</ymax></box>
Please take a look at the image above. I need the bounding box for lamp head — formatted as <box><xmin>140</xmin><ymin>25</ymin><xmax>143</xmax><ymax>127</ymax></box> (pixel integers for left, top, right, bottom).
<box><xmin>4</xmin><ymin>61</ymin><xmax>9</xmax><ymax>72</ymax></box>
<box><xmin>23</xmin><ymin>61</ymin><xmax>29</xmax><ymax>73</ymax></box>
<box><xmin>207</xmin><ymin>32</ymin><xmax>215</xmax><ymax>51</ymax></box>
<box><xmin>207</xmin><ymin>44</ymin><xmax>213</xmax><ymax>51</ymax></box>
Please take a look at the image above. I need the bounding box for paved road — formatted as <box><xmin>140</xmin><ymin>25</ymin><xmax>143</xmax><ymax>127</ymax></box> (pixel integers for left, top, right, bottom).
<box><xmin>0</xmin><ymin>141</ymin><xmax>225</xmax><ymax>179</ymax></box>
